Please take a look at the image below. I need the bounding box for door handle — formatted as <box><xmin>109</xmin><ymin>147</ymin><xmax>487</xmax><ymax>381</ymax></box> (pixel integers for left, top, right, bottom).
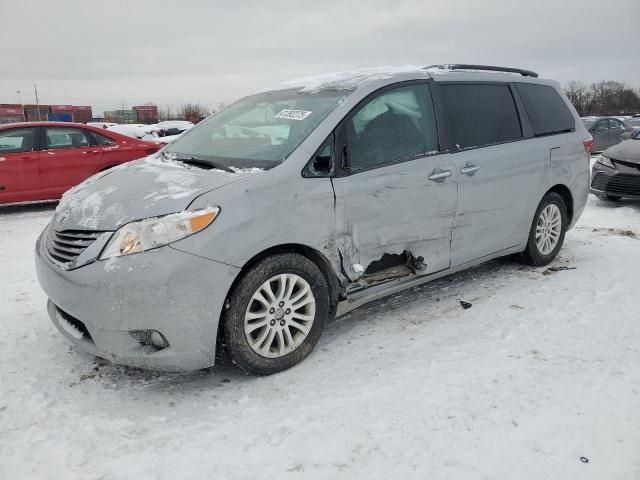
<box><xmin>460</xmin><ymin>164</ymin><xmax>481</xmax><ymax>176</ymax></box>
<box><xmin>428</xmin><ymin>169</ymin><xmax>452</xmax><ymax>182</ymax></box>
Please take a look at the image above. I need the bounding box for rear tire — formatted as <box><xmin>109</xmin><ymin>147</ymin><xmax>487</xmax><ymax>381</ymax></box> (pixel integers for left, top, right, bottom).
<box><xmin>223</xmin><ymin>253</ymin><xmax>329</xmax><ymax>375</ymax></box>
<box><xmin>522</xmin><ymin>192</ymin><xmax>567</xmax><ymax>266</ymax></box>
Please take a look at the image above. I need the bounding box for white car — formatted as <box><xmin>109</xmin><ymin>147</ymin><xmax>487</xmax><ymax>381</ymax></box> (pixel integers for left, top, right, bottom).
<box><xmin>147</xmin><ymin>133</ymin><xmax>184</xmax><ymax>145</ymax></box>
<box><xmin>106</xmin><ymin>124</ymin><xmax>161</xmax><ymax>141</ymax></box>
<box><xmin>86</xmin><ymin>122</ymin><xmax>119</xmax><ymax>129</ymax></box>
<box><xmin>155</xmin><ymin>120</ymin><xmax>194</xmax><ymax>135</ymax></box>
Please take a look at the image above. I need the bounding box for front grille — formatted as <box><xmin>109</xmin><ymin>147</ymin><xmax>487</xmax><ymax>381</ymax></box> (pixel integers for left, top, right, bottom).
<box><xmin>591</xmin><ymin>172</ymin><xmax>640</xmax><ymax>196</ymax></box>
<box><xmin>47</xmin><ymin>229</ymin><xmax>104</xmax><ymax>266</ymax></box>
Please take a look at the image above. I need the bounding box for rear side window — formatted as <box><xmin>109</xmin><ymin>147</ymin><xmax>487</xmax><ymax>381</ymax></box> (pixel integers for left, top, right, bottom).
<box><xmin>515</xmin><ymin>83</ymin><xmax>575</xmax><ymax>137</ymax></box>
<box><xmin>44</xmin><ymin>127</ymin><xmax>91</xmax><ymax>149</ymax></box>
<box><xmin>441</xmin><ymin>84</ymin><xmax>522</xmax><ymax>149</ymax></box>
<box><xmin>88</xmin><ymin>131</ymin><xmax>115</xmax><ymax>146</ymax></box>
<box><xmin>593</xmin><ymin>119</ymin><xmax>608</xmax><ymax>131</ymax></box>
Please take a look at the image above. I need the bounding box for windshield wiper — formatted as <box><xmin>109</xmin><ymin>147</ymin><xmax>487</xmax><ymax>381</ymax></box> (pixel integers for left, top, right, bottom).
<box><xmin>168</xmin><ymin>154</ymin><xmax>234</xmax><ymax>173</ymax></box>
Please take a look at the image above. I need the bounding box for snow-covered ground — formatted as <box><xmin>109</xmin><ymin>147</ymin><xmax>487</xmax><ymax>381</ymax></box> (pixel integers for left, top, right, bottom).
<box><xmin>1</xmin><ymin>193</ymin><xmax>639</xmax><ymax>479</ymax></box>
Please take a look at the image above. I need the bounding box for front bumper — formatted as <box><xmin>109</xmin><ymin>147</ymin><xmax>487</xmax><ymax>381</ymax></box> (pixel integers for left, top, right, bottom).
<box><xmin>35</xmin><ymin>225</ymin><xmax>240</xmax><ymax>372</ymax></box>
<box><xmin>590</xmin><ymin>161</ymin><xmax>640</xmax><ymax>199</ymax></box>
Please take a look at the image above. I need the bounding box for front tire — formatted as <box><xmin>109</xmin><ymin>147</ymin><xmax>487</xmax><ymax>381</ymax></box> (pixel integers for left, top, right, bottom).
<box><xmin>522</xmin><ymin>192</ymin><xmax>568</xmax><ymax>266</ymax></box>
<box><xmin>223</xmin><ymin>253</ymin><xmax>330</xmax><ymax>375</ymax></box>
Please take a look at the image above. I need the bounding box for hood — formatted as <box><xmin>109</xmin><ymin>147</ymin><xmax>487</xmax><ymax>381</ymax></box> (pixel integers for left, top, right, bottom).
<box><xmin>605</xmin><ymin>139</ymin><xmax>640</xmax><ymax>164</ymax></box>
<box><xmin>53</xmin><ymin>154</ymin><xmax>260</xmax><ymax>231</ymax></box>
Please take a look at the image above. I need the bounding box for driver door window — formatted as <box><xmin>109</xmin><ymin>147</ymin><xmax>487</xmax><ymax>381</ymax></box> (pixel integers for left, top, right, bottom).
<box><xmin>345</xmin><ymin>84</ymin><xmax>438</xmax><ymax>172</ymax></box>
<box><xmin>0</xmin><ymin>128</ymin><xmax>37</xmax><ymax>153</ymax></box>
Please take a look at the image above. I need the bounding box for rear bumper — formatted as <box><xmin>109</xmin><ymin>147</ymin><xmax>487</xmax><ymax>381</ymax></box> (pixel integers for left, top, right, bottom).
<box><xmin>590</xmin><ymin>162</ymin><xmax>640</xmax><ymax>198</ymax></box>
<box><xmin>35</xmin><ymin>225</ymin><xmax>240</xmax><ymax>372</ymax></box>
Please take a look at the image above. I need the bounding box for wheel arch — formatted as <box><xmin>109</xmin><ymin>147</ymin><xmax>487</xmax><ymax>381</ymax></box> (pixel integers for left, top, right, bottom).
<box><xmin>217</xmin><ymin>243</ymin><xmax>343</xmax><ymax>350</ymax></box>
<box><xmin>546</xmin><ymin>184</ymin><xmax>574</xmax><ymax>225</ymax></box>
<box><xmin>236</xmin><ymin>244</ymin><xmax>342</xmax><ymax>305</ymax></box>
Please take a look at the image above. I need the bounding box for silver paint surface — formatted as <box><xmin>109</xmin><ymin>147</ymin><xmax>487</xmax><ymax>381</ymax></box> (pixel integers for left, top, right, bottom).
<box><xmin>35</xmin><ymin>68</ymin><xmax>590</xmax><ymax>371</ymax></box>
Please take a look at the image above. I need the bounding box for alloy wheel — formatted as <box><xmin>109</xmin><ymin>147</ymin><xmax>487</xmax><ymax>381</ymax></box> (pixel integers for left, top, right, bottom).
<box><xmin>535</xmin><ymin>204</ymin><xmax>562</xmax><ymax>255</ymax></box>
<box><xmin>244</xmin><ymin>273</ymin><xmax>316</xmax><ymax>358</ymax></box>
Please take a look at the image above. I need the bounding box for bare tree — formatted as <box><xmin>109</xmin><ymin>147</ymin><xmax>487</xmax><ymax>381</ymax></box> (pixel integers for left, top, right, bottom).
<box><xmin>176</xmin><ymin>103</ymin><xmax>211</xmax><ymax>123</ymax></box>
<box><xmin>158</xmin><ymin>105</ymin><xmax>175</xmax><ymax>121</ymax></box>
<box><xmin>565</xmin><ymin>81</ymin><xmax>590</xmax><ymax>116</ymax></box>
<box><xmin>565</xmin><ymin>80</ymin><xmax>640</xmax><ymax>116</ymax></box>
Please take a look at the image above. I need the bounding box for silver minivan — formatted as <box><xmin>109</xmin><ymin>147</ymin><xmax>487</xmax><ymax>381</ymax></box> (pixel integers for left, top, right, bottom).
<box><xmin>35</xmin><ymin>64</ymin><xmax>591</xmax><ymax>375</ymax></box>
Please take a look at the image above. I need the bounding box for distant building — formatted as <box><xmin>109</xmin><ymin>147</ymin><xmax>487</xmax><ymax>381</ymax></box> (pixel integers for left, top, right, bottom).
<box><xmin>103</xmin><ymin>109</ymin><xmax>138</xmax><ymax>124</ymax></box>
<box><xmin>102</xmin><ymin>106</ymin><xmax>158</xmax><ymax>124</ymax></box>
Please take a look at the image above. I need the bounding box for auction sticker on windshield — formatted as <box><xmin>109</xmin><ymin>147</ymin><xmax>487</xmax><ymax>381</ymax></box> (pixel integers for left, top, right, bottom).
<box><xmin>274</xmin><ymin>109</ymin><xmax>312</xmax><ymax>121</ymax></box>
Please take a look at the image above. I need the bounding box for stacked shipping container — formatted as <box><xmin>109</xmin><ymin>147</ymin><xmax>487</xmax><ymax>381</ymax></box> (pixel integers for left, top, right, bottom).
<box><xmin>23</xmin><ymin>105</ymin><xmax>50</xmax><ymax>122</ymax></box>
<box><xmin>0</xmin><ymin>103</ymin><xmax>154</xmax><ymax>124</ymax></box>
<box><xmin>73</xmin><ymin>106</ymin><xmax>93</xmax><ymax>123</ymax></box>
<box><xmin>0</xmin><ymin>104</ymin><xmax>26</xmax><ymax>124</ymax></box>
<box><xmin>48</xmin><ymin>105</ymin><xmax>75</xmax><ymax>122</ymax></box>
<box><xmin>133</xmin><ymin>105</ymin><xmax>159</xmax><ymax>124</ymax></box>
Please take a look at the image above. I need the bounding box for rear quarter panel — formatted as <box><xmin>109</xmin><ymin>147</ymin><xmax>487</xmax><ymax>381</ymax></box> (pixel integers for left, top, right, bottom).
<box><xmin>510</xmin><ymin>80</ymin><xmax>589</xmax><ymax>233</ymax></box>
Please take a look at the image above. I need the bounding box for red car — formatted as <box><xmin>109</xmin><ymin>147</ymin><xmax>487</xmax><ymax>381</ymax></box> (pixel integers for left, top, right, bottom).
<box><xmin>0</xmin><ymin>122</ymin><xmax>161</xmax><ymax>204</ymax></box>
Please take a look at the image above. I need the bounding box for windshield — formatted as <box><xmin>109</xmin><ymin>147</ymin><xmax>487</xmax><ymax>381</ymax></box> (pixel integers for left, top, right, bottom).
<box><xmin>165</xmin><ymin>89</ymin><xmax>350</xmax><ymax>169</ymax></box>
<box><xmin>582</xmin><ymin>119</ymin><xmax>597</xmax><ymax>129</ymax></box>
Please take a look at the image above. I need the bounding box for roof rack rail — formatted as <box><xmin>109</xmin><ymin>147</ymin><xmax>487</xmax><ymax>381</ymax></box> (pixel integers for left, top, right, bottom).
<box><xmin>425</xmin><ymin>64</ymin><xmax>539</xmax><ymax>78</ymax></box>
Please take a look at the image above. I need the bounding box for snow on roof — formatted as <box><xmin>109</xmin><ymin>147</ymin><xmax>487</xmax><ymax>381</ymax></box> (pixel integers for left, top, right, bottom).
<box><xmin>264</xmin><ymin>65</ymin><xmax>428</xmax><ymax>93</ymax></box>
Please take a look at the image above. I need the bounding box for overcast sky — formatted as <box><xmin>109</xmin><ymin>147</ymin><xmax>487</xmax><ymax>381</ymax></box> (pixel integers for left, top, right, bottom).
<box><xmin>1</xmin><ymin>0</ymin><xmax>638</xmax><ymax>115</ymax></box>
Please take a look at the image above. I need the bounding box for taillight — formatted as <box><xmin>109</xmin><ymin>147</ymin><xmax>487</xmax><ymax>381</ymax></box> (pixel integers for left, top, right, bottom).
<box><xmin>583</xmin><ymin>139</ymin><xmax>594</xmax><ymax>154</ymax></box>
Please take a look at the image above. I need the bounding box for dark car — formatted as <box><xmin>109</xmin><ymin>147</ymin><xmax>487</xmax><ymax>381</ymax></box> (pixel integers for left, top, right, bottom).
<box><xmin>582</xmin><ymin>117</ymin><xmax>635</xmax><ymax>152</ymax></box>
<box><xmin>590</xmin><ymin>130</ymin><xmax>640</xmax><ymax>201</ymax></box>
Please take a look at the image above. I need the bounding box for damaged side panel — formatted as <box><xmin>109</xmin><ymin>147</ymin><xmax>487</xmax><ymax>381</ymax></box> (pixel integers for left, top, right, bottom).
<box><xmin>330</xmin><ymin>155</ymin><xmax>458</xmax><ymax>286</ymax></box>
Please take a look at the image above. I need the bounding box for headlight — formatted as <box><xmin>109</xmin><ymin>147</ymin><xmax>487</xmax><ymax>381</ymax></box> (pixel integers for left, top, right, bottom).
<box><xmin>99</xmin><ymin>207</ymin><xmax>220</xmax><ymax>260</ymax></box>
<box><xmin>597</xmin><ymin>155</ymin><xmax>615</xmax><ymax>168</ymax></box>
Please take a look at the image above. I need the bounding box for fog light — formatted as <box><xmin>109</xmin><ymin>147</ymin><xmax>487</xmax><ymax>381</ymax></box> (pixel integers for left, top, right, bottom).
<box><xmin>130</xmin><ymin>330</ymin><xmax>169</xmax><ymax>350</ymax></box>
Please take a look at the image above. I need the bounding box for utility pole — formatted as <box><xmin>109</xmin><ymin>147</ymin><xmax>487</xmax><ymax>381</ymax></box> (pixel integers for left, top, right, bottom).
<box><xmin>34</xmin><ymin>83</ymin><xmax>41</xmax><ymax>121</ymax></box>
<box><xmin>16</xmin><ymin>90</ymin><xmax>22</xmax><ymax>104</ymax></box>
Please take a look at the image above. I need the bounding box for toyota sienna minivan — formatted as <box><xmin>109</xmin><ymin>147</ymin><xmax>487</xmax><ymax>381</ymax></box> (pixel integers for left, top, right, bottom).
<box><xmin>35</xmin><ymin>64</ymin><xmax>592</xmax><ymax>375</ymax></box>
